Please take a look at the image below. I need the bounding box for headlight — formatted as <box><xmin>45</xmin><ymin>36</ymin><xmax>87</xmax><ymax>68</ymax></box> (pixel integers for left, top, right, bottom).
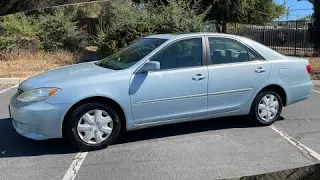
<box><xmin>17</xmin><ymin>88</ymin><xmax>61</xmax><ymax>102</ymax></box>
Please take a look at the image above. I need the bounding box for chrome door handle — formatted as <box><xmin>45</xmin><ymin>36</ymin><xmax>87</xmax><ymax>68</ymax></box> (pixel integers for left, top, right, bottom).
<box><xmin>192</xmin><ymin>74</ymin><xmax>206</xmax><ymax>81</ymax></box>
<box><xmin>255</xmin><ymin>67</ymin><xmax>266</xmax><ymax>73</ymax></box>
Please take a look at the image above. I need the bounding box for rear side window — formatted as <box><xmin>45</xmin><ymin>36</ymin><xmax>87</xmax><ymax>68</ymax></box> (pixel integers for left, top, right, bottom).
<box><xmin>208</xmin><ymin>37</ymin><xmax>263</xmax><ymax>65</ymax></box>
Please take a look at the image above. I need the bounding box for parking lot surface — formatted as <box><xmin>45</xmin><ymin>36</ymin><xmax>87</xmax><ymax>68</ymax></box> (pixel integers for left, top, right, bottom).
<box><xmin>0</xmin><ymin>85</ymin><xmax>319</xmax><ymax>180</ymax></box>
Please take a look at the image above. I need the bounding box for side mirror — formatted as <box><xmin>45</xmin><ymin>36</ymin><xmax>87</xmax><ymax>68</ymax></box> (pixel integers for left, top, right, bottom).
<box><xmin>137</xmin><ymin>61</ymin><xmax>160</xmax><ymax>73</ymax></box>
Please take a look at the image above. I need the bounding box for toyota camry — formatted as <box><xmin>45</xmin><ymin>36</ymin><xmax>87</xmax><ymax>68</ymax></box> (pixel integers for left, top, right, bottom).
<box><xmin>9</xmin><ymin>33</ymin><xmax>312</xmax><ymax>150</ymax></box>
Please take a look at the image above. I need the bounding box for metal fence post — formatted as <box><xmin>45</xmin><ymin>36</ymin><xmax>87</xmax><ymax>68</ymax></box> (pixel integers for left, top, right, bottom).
<box><xmin>263</xmin><ymin>26</ymin><xmax>266</xmax><ymax>44</ymax></box>
<box><xmin>294</xmin><ymin>21</ymin><xmax>298</xmax><ymax>56</ymax></box>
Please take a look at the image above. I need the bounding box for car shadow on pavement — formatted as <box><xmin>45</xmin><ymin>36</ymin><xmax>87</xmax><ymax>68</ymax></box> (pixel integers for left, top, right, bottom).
<box><xmin>0</xmin><ymin>118</ymin><xmax>77</xmax><ymax>158</ymax></box>
<box><xmin>115</xmin><ymin>115</ymin><xmax>285</xmax><ymax>145</ymax></box>
<box><xmin>0</xmin><ymin>115</ymin><xmax>285</xmax><ymax>157</ymax></box>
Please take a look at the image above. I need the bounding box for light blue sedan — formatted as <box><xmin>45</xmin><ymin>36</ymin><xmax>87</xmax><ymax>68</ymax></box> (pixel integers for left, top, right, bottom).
<box><xmin>9</xmin><ymin>33</ymin><xmax>312</xmax><ymax>150</ymax></box>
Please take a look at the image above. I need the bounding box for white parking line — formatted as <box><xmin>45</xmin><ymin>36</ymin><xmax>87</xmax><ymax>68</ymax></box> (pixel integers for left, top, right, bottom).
<box><xmin>313</xmin><ymin>89</ymin><xmax>320</xmax><ymax>94</ymax></box>
<box><xmin>0</xmin><ymin>84</ymin><xmax>88</xmax><ymax>180</ymax></box>
<box><xmin>62</xmin><ymin>152</ymin><xmax>88</xmax><ymax>180</ymax></box>
<box><xmin>0</xmin><ymin>85</ymin><xmax>18</xmax><ymax>94</ymax></box>
<box><xmin>270</xmin><ymin>125</ymin><xmax>320</xmax><ymax>163</ymax></box>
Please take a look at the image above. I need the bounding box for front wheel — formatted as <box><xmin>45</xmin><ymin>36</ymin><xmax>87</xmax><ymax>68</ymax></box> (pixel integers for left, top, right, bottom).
<box><xmin>250</xmin><ymin>90</ymin><xmax>283</xmax><ymax>125</ymax></box>
<box><xmin>64</xmin><ymin>102</ymin><xmax>122</xmax><ymax>151</ymax></box>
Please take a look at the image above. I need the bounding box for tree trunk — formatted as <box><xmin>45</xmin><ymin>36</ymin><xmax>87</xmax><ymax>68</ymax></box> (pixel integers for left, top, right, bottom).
<box><xmin>215</xmin><ymin>24</ymin><xmax>221</xmax><ymax>33</ymax></box>
<box><xmin>314</xmin><ymin>0</ymin><xmax>320</xmax><ymax>51</ymax></box>
<box><xmin>222</xmin><ymin>22</ymin><xmax>227</xmax><ymax>33</ymax></box>
<box><xmin>222</xmin><ymin>0</ymin><xmax>229</xmax><ymax>33</ymax></box>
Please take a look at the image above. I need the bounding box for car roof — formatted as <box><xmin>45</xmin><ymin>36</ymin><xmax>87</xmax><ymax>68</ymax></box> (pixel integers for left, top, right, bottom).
<box><xmin>146</xmin><ymin>32</ymin><xmax>246</xmax><ymax>40</ymax></box>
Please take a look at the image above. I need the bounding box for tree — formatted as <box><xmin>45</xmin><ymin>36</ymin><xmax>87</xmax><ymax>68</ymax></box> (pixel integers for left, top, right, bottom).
<box><xmin>96</xmin><ymin>0</ymin><xmax>207</xmax><ymax>57</ymax></box>
<box><xmin>0</xmin><ymin>0</ymin><xmax>98</xmax><ymax>16</ymax></box>
<box><xmin>312</xmin><ymin>0</ymin><xmax>320</xmax><ymax>50</ymax></box>
<box><xmin>134</xmin><ymin>0</ymin><xmax>285</xmax><ymax>33</ymax></box>
<box><xmin>200</xmin><ymin>0</ymin><xmax>286</xmax><ymax>33</ymax></box>
<box><xmin>298</xmin><ymin>0</ymin><xmax>320</xmax><ymax>51</ymax></box>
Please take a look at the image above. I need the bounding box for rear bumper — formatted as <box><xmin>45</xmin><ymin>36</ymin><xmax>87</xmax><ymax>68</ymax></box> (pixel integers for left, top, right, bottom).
<box><xmin>286</xmin><ymin>81</ymin><xmax>312</xmax><ymax>106</ymax></box>
<box><xmin>10</xmin><ymin>93</ymin><xmax>71</xmax><ymax>140</ymax></box>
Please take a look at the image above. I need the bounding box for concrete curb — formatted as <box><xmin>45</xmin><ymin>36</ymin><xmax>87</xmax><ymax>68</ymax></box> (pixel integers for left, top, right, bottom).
<box><xmin>0</xmin><ymin>78</ymin><xmax>25</xmax><ymax>85</ymax></box>
<box><xmin>313</xmin><ymin>80</ymin><xmax>320</xmax><ymax>86</ymax></box>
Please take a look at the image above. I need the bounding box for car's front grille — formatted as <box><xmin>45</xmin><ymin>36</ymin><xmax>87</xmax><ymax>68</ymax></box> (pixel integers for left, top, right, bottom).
<box><xmin>17</xmin><ymin>88</ymin><xmax>23</xmax><ymax>95</ymax></box>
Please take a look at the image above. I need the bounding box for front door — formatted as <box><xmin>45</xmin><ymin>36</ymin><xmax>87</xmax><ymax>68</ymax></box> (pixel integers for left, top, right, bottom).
<box><xmin>129</xmin><ymin>37</ymin><xmax>208</xmax><ymax>124</ymax></box>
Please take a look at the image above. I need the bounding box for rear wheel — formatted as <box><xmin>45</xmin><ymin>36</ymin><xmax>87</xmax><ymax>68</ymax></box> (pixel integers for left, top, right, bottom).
<box><xmin>64</xmin><ymin>102</ymin><xmax>121</xmax><ymax>151</ymax></box>
<box><xmin>250</xmin><ymin>90</ymin><xmax>283</xmax><ymax>125</ymax></box>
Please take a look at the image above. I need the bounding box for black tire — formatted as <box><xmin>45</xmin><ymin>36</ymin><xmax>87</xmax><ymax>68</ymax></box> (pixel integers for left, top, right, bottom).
<box><xmin>249</xmin><ymin>90</ymin><xmax>283</xmax><ymax>126</ymax></box>
<box><xmin>64</xmin><ymin>102</ymin><xmax>121</xmax><ymax>151</ymax></box>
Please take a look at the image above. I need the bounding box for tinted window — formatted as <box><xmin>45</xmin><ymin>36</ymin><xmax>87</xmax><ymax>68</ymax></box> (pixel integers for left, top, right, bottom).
<box><xmin>150</xmin><ymin>38</ymin><xmax>202</xmax><ymax>70</ymax></box>
<box><xmin>208</xmin><ymin>38</ymin><xmax>262</xmax><ymax>65</ymax></box>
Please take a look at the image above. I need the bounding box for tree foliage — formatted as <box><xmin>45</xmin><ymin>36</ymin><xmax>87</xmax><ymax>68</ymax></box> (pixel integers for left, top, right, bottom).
<box><xmin>200</xmin><ymin>0</ymin><xmax>286</xmax><ymax>32</ymax></box>
<box><xmin>36</xmin><ymin>10</ymin><xmax>87</xmax><ymax>51</ymax></box>
<box><xmin>96</xmin><ymin>0</ymin><xmax>208</xmax><ymax>57</ymax></box>
<box><xmin>0</xmin><ymin>6</ymin><xmax>88</xmax><ymax>52</ymax></box>
<box><xmin>139</xmin><ymin>0</ymin><xmax>285</xmax><ymax>32</ymax></box>
<box><xmin>0</xmin><ymin>0</ymin><xmax>99</xmax><ymax>16</ymax></box>
<box><xmin>0</xmin><ymin>13</ymin><xmax>40</xmax><ymax>51</ymax></box>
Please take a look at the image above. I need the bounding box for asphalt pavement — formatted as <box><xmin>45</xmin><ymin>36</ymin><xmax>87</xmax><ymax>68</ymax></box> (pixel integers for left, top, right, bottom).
<box><xmin>0</xmin><ymin>85</ymin><xmax>320</xmax><ymax>180</ymax></box>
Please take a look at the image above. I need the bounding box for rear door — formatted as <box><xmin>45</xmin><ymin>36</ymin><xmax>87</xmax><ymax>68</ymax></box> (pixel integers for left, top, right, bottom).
<box><xmin>206</xmin><ymin>36</ymin><xmax>271</xmax><ymax>114</ymax></box>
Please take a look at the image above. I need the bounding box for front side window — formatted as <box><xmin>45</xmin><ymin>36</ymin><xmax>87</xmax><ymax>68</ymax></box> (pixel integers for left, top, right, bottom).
<box><xmin>150</xmin><ymin>38</ymin><xmax>203</xmax><ymax>70</ymax></box>
<box><xmin>208</xmin><ymin>37</ymin><xmax>262</xmax><ymax>65</ymax></box>
<box><xmin>98</xmin><ymin>38</ymin><xmax>167</xmax><ymax>70</ymax></box>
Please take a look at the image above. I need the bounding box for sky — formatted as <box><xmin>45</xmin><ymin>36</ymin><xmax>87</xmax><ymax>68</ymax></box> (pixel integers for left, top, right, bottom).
<box><xmin>275</xmin><ymin>0</ymin><xmax>313</xmax><ymax>20</ymax></box>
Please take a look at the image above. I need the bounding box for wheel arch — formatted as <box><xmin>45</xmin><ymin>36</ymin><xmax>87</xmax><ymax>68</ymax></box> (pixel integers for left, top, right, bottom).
<box><xmin>62</xmin><ymin>96</ymin><xmax>127</xmax><ymax>138</ymax></box>
<box><xmin>257</xmin><ymin>84</ymin><xmax>287</xmax><ymax>106</ymax></box>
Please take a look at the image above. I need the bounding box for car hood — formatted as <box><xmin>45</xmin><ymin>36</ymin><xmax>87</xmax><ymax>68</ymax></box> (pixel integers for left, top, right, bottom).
<box><xmin>19</xmin><ymin>61</ymin><xmax>115</xmax><ymax>90</ymax></box>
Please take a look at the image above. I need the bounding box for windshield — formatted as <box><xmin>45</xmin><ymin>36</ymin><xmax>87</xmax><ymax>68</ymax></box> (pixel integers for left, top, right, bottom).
<box><xmin>98</xmin><ymin>38</ymin><xmax>167</xmax><ymax>70</ymax></box>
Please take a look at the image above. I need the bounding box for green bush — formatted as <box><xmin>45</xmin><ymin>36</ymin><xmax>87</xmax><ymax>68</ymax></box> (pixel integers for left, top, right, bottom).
<box><xmin>96</xmin><ymin>0</ymin><xmax>207</xmax><ymax>57</ymax></box>
<box><xmin>152</xmin><ymin>0</ymin><xmax>206</xmax><ymax>33</ymax></box>
<box><xmin>0</xmin><ymin>13</ymin><xmax>38</xmax><ymax>37</ymax></box>
<box><xmin>0</xmin><ymin>36</ymin><xmax>17</xmax><ymax>51</ymax></box>
<box><xmin>0</xmin><ymin>8</ymin><xmax>88</xmax><ymax>52</ymax></box>
<box><xmin>37</xmin><ymin>11</ymin><xmax>87</xmax><ymax>51</ymax></box>
<box><xmin>0</xmin><ymin>13</ymin><xmax>40</xmax><ymax>51</ymax></box>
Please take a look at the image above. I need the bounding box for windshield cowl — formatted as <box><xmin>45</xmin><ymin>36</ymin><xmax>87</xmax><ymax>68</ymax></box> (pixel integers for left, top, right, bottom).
<box><xmin>95</xmin><ymin>61</ymin><xmax>122</xmax><ymax>70</ymax></box>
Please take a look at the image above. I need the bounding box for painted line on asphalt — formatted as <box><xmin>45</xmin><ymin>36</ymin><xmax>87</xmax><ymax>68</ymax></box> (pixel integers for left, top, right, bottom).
<box><xmin>313</xmin><ymin>89</ymin><xmax>320</xmax><ymax>94</ymax></box>
<box><xmin>270</xmin><ymin>125</ymin><xmax>320</xmax><ymax>163</ymax></box>
<box><xmin>62</xmin><ymin>152</ymin><xmax>88</xmax><ymax>180</ymax></box>
<box><xmin>0</xmin><ymin>85</ymin><xmax>18</xmax><ymax>94</ymax></box>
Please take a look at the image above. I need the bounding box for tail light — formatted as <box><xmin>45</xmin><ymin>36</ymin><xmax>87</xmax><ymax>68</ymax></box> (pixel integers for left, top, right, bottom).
<box><xmin>306</xmin><ymin>64</ymin><xmax>311</xmax><ymax>75</ymax></box>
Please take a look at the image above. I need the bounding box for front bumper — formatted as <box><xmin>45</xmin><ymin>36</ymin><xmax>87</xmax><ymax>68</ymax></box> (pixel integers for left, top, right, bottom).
<box><xmin>10</xmin><ymin>93</ymin><xmax>71</xmax><ymax>140</ymax></box>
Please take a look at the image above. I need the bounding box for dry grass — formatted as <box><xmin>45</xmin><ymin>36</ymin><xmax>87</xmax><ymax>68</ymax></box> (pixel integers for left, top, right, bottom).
<box><xmin>309</xmin><ymin>57</ymin><xmax>320</xmax><ymax>72</ymax></box>
<box><xmin>0</xmin><ymin>50</ymin><xmax>81</xmax><ymax>78</ymax></box>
